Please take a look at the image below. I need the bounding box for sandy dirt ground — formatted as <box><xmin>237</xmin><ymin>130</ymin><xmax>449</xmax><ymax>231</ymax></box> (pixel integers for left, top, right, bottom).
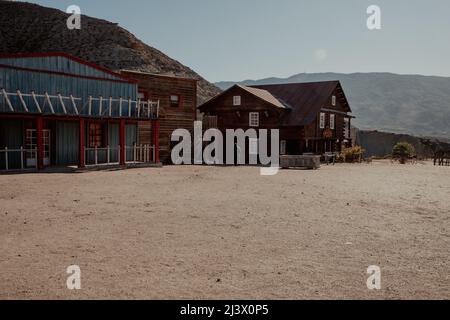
<box><xmin>0</xmin><ymin>160</ymin><xmax>449</xmax><ymax>300</ymax></box>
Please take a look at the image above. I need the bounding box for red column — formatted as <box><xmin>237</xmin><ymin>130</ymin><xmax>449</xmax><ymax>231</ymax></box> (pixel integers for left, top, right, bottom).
<box><xmin>78</xmin><ymin>118</ymin><xmax>85</xmax><ymax>168</ymax></box>
<box><xmin>119</xmin><ymin>119</ymin><xmax>126</xmax><ymax>165</ymax></box>
<box><xmin>36</xmin><ymin>117</ymin><xmax>44</xmax><ymax>170</ymax></box>
<box><xmin>152</xmin><ymin>120</ymin><xmax>160</xmax><ymax>163</ymax></box>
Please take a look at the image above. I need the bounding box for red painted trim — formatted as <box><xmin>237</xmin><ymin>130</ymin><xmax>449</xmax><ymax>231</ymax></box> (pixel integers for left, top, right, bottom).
<box><xmin>0</xmin><ymin>113</ymin><xmax>150</xmax><ymax>122</ymax></box>
<box><xmin>79</xmin><ymin>118</ymin><xmax>85</xmax><ymax>168</ymax></box>
<box><xmin>36</xmin><ymin>117</ymin><xmax>44</xmax><ymax>170</ymax></box>
<box><xmin>119</xmin><ymin>119</ymin><xmax>126</xmax><ymax>165</ymax></box>
<box><xmin>0</xmin><ymin>52</ymin><xmax>135</xmax><ymax>84</ymax></box>
<box><xmin>0</xmin><ymin>63</ymin><xmax>137</xmax><ymax>85</ymax></box>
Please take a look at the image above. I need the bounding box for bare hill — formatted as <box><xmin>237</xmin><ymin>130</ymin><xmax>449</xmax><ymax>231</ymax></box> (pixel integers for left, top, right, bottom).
<box><xmin>0</xmin><ymin>1</ymin><xmax>221</xmax><ymax>104</ymax></box>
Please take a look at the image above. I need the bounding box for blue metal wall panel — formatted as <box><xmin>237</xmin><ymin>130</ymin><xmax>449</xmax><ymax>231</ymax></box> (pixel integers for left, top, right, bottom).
<box><xmin>0</xmin><ymin>66</ymin><xmax>137</xmax><ymax>115</ymax></box>
<box><xmin>126</xmin><ymin>124</ymin><xmax>137</xmax><ymax>160</ymax></box>
<box><xmin>0</xmin><ymin>120</ymin><xmax>23</xmax><ymax>169</ymax></box>
<box><xmin>108</xmin><ymin>123</ymin><xmax>119</xmax><ymax>163</ymax></box>
<box><xmin>55</xmin><ymin>122</ymin><xmax>79</xmax><ymax>166</ymax></box>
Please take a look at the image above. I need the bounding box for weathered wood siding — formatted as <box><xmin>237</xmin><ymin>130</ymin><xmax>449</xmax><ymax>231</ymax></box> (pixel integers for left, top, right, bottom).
<box><xmin>121</xmin><ymin>71</ymin><xmax>197</xmax><ymax>163</ymax></box>
<box><xmin>202</xmin><ymin>86</ymin><xmax>283</xmax><ymax>132</ymax></box>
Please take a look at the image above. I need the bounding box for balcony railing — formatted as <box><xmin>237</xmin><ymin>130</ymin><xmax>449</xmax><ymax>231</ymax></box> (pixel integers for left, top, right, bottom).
<box><xmin>0</xmin><ymin>89</ymin><xmax>159</xmax><ymax>119</ymax></box>
<box><xmin>85</xmin><ymin>144</ymin><xmax>156</xmax><ymax>167</ymax></box>
<box><xmin>0</xmin><ymin>147</ymin><xmax>38</xmax><ymax>171</ymax></box>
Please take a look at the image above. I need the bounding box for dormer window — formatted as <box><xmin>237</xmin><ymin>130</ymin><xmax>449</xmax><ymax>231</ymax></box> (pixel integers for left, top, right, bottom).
<box><xmin>233</xmin><ymin>96</ymin><xmax>241</xmax><ymax>106</ymax></box>
<box><xmin>332</xmin><ymin>95</ymin><xmax>336</xmax><ymax>106</ymax></box>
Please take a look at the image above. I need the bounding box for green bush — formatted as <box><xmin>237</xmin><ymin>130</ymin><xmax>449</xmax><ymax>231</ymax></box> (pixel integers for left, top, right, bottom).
<box><xmin>339</xmin><ymin>146</ymin><xmax>364</xmax><ymax>163</ymax></box>
<box><xmin>392</xmin><ymin>142</ymin><xmax>416</xmax><ymax>163</ymax></box>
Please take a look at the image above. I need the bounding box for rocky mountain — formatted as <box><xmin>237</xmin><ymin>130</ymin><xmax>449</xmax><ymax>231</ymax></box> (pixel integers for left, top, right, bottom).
<box><xmin>0</xmin><ymin>1</ymin><xmax>221</xmax><ymax>105</ymax></box>
<box><xmin>217</xmin><ymin>73</ymin><xmax>450</xmax><ymax>139</ymax></box>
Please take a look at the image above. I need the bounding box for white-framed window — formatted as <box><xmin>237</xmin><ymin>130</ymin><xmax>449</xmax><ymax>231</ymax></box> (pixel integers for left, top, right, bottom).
<box><xmin>249</xmin><ymin>138</ymin><xmax>258</xmax><ymax>155</ymax></box>
<box><xmin>249</xmin><ymin>112</ymin><xmax>259</xmax><ymax>127</ymax></box>
<box><xmin>344</xmin><ymin>118</ymin><xmax>350</xmax><ymax>138</ymax></box>
<box><xmin>280</xmin><ymin>140</ymin><xmax>287</xmax><ymax>155</ymax></box>
<box><xmin>330</xmin><ymin>114</ymin><xmax>335</xmax><ymax>130</ymax></box>
<box><xmin>332</xmin><ymin>95</ymin><xmax>336</xmax><ymax>106</ymax></box>
<box><xmin>233</xmin><ymin>96</ymin><xmax>241</xmax><ymax>106</ymax></box>
<box><xmin>170</xmin><ymin>94</ymin><xmax>181</xmax><ymax>108</ymax></box>
<box><xmin>319</xmin><ymin>112</ymin><xmax>326</xmax><ymax>129</ymax></box>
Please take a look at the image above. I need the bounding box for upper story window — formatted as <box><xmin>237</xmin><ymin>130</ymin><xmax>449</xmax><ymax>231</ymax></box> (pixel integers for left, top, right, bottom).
<box><xmin>332</xmin><ymin>95</ymin><xmax>336</xmax><ymax>106</ymax></box>
<box><xmin>170</xmin><ymin>95</ymin><xmax>181</xmax><ymax>108</ymax></box>
<box><xmin>233</xmin><ymin>96</ymin><xmax>241</xmax><ymax>106</ymax></box>
<box><xmin>319</xmin><ymin>112</ymin><xmax>326</xmax><ymax>129</ymax></box>
<box><xmin>138</xmin><ymin>92</ymin><xmax>147</xmax><ymax>100</ymax></box>
<box><xmin>249</xmin><ymin>112</ymin><xmax>259</xmax><ymax>127</ymax></box>
<box><xmin>330</xmin><ymin>114</ymin><xmax>335</xmax><ymax>130</ymax></box>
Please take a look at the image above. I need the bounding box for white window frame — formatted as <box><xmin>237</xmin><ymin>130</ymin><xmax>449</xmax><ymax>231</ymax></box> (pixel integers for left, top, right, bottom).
<box><xmin>332</xmin><ymin>95</ymin><xmax>336</xmax><ymax>106</ymax></box>
<box><xmin>233</xmin><ymin>96</ymin><xmax>241</xmax><ymax>106</ymax></box>
<box><xmin>344</xmin><ymin>118</ymin><xmax>350</xmax><ymax>138</ymax></box>
<box><xmin>330</xmin><ymin>114</ymin><xmax>335</xmax><ymax>130</ymax></box>
<box><xmin>280</xmin><ymin>140</ymin><xmax>287</xmax><ymax>155</ymax></box>
<box><xmin>319</xmin><ymin>112</ymin><xmax>326</xmax><ymax>129</ymax></box>
<box><xmin>249</xmin><ymin>112</ymin><xmax>259</xmax><ymax>127</ymax></box>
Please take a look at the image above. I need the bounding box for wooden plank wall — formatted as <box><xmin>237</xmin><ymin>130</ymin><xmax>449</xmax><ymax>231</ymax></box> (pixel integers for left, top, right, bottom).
<box><xmin>121</xmin><ymin>71</ymin><xmax>197</xmax><ymax>163</ymax></box>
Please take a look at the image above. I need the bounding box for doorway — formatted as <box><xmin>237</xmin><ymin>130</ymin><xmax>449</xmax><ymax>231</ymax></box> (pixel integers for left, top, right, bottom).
<box><xmin>26</xmin><ymin>129</ymin><xmax>50</xmax><ymax>167</ymax></box>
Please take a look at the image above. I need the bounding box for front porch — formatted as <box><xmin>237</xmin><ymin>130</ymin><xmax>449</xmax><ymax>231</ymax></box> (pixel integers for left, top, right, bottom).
<box><xmin>0</xmin><ymin>86</ymin><xmax>162</xmax><ymax>172</ymax></box>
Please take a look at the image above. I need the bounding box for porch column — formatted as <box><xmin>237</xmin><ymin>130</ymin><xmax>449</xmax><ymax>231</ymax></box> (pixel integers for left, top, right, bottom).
<box><xmin>152</xmin><ymin>120</ymin><xmax>160</xmax><ymax>163</ymax></box>
<box><xmin>78</xmin><ymin>118</ymin><xmax>85</xmax><ymax>168</ymax></box>
<box><xmin>119</xmin><ymin>119</ymin><xmax>126</xmax><ymax>165</ymax></box>
<box><xmin>36</xmin><ymin>117</ymin><xmax>44</xmax><ymax>170</ymax></box>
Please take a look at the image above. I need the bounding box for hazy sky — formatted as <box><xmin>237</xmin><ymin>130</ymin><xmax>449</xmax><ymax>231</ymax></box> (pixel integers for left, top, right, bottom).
<box><xmin>27</xmin><ymin>0</ymin><xmax>450</xmax><ymax>82</ymax></box>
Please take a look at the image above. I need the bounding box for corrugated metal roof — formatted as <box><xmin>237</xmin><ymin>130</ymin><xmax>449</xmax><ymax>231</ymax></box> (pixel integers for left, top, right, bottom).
<box><xmin>0</xmin><ymin>53</ymin><xmax>133</xmax><ymax>82</ymax></box>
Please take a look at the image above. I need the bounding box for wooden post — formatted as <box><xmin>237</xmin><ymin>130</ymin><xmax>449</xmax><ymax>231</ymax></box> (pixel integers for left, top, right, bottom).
<box><xmin>20</xmin><ymin>146</ymin><xmax>24</xmax><ymax>170</ymax></box>
<box><xmin>78</xmin><ymin>118</ymin><xmax>85</xmax><ymax>168</ymax></box>
<box><xmin>152</xmin><ymin>120</ymin><xmax>160</xmax><ymax>163</ymax></box>
<box><xmin>5</xmin><ymin>147</ymin><xmax>8</xmax><ymax>171</ymax></box>
<box><xmin>119</xmin><ymin>119</ymin><xmax>126</xmax><ymax>165</ymax></box>
<box><xmin>36</xmin><ymin>117</ymin><xmax>44</xmax><ymax>170</ymax></box>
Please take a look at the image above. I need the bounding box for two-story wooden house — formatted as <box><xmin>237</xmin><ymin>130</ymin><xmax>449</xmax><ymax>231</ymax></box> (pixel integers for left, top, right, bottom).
<box><xmin>120</xmin><ymin>70</ymin><xmax>198</xmax><ymax>164</ymax></box>
<box><xmin>199</xmin><ymin>81</ymin><xmax>353</xmax><ymax>158</ymax></box>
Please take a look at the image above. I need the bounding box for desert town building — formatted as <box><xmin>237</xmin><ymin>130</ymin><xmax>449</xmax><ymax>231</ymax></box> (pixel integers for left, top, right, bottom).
<box><xmin>0</xmin><ymin>53</ymin><xmax>160</xmax><ymax>172</ymax></box>
<box><xmin>199</xmin><ymin>81</ymin><xmax>353</xmax><ymax>158</ymax></box>
<box><xmin>120</xmin><ymin>70</ymin><xmax>198</xmax><ymax>164</ymax></box>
